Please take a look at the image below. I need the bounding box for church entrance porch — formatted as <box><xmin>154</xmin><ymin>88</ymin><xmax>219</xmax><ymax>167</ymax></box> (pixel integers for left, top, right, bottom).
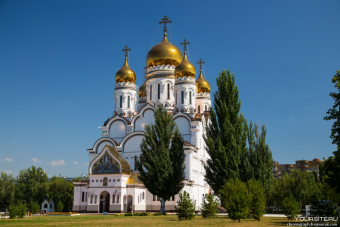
<box><xmin>99</xmin><ymin>191</ymin><xmax>110</xmax><ymax>213</ymax></box>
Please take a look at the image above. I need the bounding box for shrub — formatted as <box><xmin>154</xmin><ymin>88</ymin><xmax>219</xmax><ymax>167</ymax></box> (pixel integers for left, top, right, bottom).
<box><xmin>219</xmin><ymin>178</ymin><xmax>249</xmax><ymax>223</ymax></box>
<box><xmin>153</xmin><ymin>212</ymin><xmax>163</xmax><ymax>216</ymax></box>
<box><xmin>115</xmin><ymin>214</ymin><xmax>120</xmax><ymax>216</ymax></box>
<box><xmin>281</xmin><ymin>193</ymin><xmax>300</xmax><ymax>220</ymax></box>
<box><xmin>174</xmin><ymin>190</ymin><xmax>195</xmax><ymax>220</ymax></box>
<box><xmin>124</xmin><ymin>213</ymin><xmax>133</xmax><ymax>216</ymax></box>
<box><xmin>138</xmin><ymin>212</ymin><xmax>149</xmax><ymax>216</ymax></box>
<box><xmin>201</xmin><ymin>194</ymin><xmax>219</xmax><ymax>218</ymax></box>
<box><xmin>247</xmin><ymin>179</ymin><xmax>266</xmax><ymax>221</ymax></box>
<box><xmin>9</xmin><ymin>204</ymin><xmax>26</xmax><ymax>219</ymax></box>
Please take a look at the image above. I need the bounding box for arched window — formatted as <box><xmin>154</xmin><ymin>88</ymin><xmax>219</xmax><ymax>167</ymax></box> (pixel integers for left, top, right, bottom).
<box><xmin>181</xmin><ymin>91</ymin><xmax>184</xmax><ymax>104</ymax></box>
<box><xmin>112</xmin><ymin>194</ymin><xmax>115</xmax><ymax>203</ymax></box>
<box><xmin>50</xmin><ymin>203</ymin><xmax>53</xmax><ymax>208</ymax></box>
<box><xmin>198</xmin><ymin>105</ymin><xmax>200</xmax><ymax>113</ymax></box>
<box><xmin>167</xmin><ymin>83</ymin><xmax>170</xmax><ymax>99</ymax></box>
<box><xmin>158</xmin><ymin>84</ymin><xmax>160</xmax><ymax>99</ymax></box>
<box><xmin>189</xmin><ymin>91</ymin><xmax>192</xmax><ymax>104</ymax></box>
<box><xmin>94</xmin><ymin>195</ymin><xmax>97</xmax><ymax>204</ymax></box>
<box><xmin>150</xmin><ymin>85</ymin><xmax>152</xmax><ymax>100</ymax></box>
<box><xmin>90</xmin><ymin>195</ymin><xmax>93</xmax><ymax>204</ymax></box>
<box><xmin>127</xmin><ymin>96</ymin><xmax>130</xmax><ymax>108</ymax></box>
<box><xmin>120</xmin><ymin>96</ymin><xmax>122</xmax><ymax>108</ymax></box>
<box><xmin>103</xmin><ymin>177</ymin><xmax>108</xmax><ymax>186</ymax></box>
<box><xmin>138</xmin><ymin>195</ymin><xmax>139</xmax><ymax>203</ymax></box>
<box><xmin>142</xmin><ymin>192</ymin><xmax>144</xmax><ymax>199</ymax></box>
<box><xmin>205</xmin><ymin>105</ymin><xmax>207</xmax><ymax>111</ymax></box>
<box><xmin>117</xmin><ymin>194</ymin><xmax>120</xmax><ymax>203</ymax></box>
<box><xmin>85</xmin><ymin>192</ymin><xmax>87</xmax><ymax>202</ymax></box>
<box><xmin>44</xmin><ymin>204</ymin><xmax>48</xmax><ymax>208</ymax></box>
<box><xmin>82</xmin><ymin>192</ymin><xmax>85</xmax><ymax>202</ymax></box>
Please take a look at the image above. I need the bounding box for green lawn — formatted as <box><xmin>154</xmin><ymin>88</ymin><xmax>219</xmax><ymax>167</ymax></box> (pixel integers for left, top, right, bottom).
<box><xmin>0</xmin><ymin>215</ymin><xmax>302</xmax><ymax>226</ymax></box>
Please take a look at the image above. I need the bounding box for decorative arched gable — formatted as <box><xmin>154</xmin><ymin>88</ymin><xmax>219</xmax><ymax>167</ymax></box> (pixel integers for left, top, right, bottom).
<box><xmin>89</xmin><ymin>145</ymin><xmax>130</xmax><ymax>175</ymax></box>
<box><xmin>132</xmin><ymin>106</ymin><xmax>155</xmax><ymax>131</ymax></box>
<box><xmin>120</xmin><ymin>131</ymin><xmax>145</xmax><ymax>152</ymax></box>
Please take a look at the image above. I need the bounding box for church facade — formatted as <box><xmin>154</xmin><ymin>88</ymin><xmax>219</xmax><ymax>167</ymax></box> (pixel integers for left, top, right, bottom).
<box><xmin>73</xmin><ymin>16</ymin><xmax>212</xmax><ymax>213</ymax></box>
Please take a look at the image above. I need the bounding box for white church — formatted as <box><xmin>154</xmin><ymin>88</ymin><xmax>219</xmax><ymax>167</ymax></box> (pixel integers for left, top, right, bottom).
<box><xmin>73</xmin><ymin>16</ymin><xmax>212</xmax><ymax>213</ymax></box>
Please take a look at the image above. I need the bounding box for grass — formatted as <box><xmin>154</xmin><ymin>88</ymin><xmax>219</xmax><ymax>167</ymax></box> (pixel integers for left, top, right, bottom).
<box><xmin>0</xmin><ymin>215</ymin><xmax>304</xmax><ymax>226</ymax></box>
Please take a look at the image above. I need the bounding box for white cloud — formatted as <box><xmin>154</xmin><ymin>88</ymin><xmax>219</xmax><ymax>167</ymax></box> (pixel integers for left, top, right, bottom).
<box><xmin>2</xmin><ymin>158</ymin><xmax>14</xmax><ymax>162</ymax></box>
<box><xmin>48</xmin><ymin>160</ymin><xmax>66</xmax><ymax>166</ymax></box>
<box><xmin>1</xmin><ymin>170</ymin><xmax>12</xmax><ymax>174</ymax></box>
<box><xmin>32</xmin><ymin>158</ymin><xmax>42</xmax><ymax>163</ymax></box>
<box><xmin>85</xmin><ymin>162</ymin><xmax>89</xmax><ymax>165</ymax></box>
<box><xmin>73</xmin><ymin>161</ymin><xmax>78</xmax><ymax>165</ymax></box>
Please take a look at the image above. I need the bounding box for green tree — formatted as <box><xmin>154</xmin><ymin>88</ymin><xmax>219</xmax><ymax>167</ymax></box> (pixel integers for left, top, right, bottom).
<box><xmin>0</xmin><ymin>171</ymin><xmax>16</xmax><ymax>209</ymax></box>
<box><xmin>204</xmin><ymin>69</ymin><xmax>248</xmax><ymax>194</ymax></box>
<box><xmin>220</xmin><ymin>178</ymin><xmax>249</xmax><ymax>223</ymax></box>
<box><xmin>136</xmin><ymin>105</ymin><xmax>186</xmax><ymax>215</ymax></box>
<box><xmin>174</xmin><ymin>191</ymin><xmax>196</xmax><ymax>220</ymax></box>
<box><xmin>247</xmin><ymin>123</ymin><xmax>273</xmax><ymax>193</ymax></box>
<box><xmin>30</xmin><ymin>202</ymin><xmax>40</xmax><ymax>216</ymax></box>
<box><xmin>48</xmin><ymin>176</ymin><xmax>74</xmax><ymax>212</ymax></box>
<box><xmin>281</xmin><ymin>193</ymin><xmax>300</xmax><ymax>220</ymax></box>
<box><xmin>247</xmin><ymin>179</ymin><xmax>266</xmax><ymax>221</ymax></box>
<box><xmin>56</xmin><ymin>201</ymin><xmax>64</xmax><ymax>212</ymax></box>
<box><xmin>15</xmin><ymin>166</ymin><xmax>48</xmax><ymax>205</ymax></box>
<box><xmin>201</xmin><ymin>193</ymin><xmax>219</xmax><ymax>218</ymax></box>
<box><xmin>323</xmin><ymin>70</ymin><xmax>340</xmax><ymax>192</ymax></box>
<box><xmin>310</xmin><ymin>183</ymin><xmax>339</xmax><ymax>217</ymax></box>
<box><xmin>268</xmin><ymin>170</ymin><xmax>320</xmax><ymax>210</ymax></box>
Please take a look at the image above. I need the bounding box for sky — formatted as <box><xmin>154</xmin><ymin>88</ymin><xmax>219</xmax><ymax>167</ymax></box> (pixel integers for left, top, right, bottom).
<box><xmin>0</xmin><ymin>0</ymin><xmax>339</xmax><ymax>177</ymax></box>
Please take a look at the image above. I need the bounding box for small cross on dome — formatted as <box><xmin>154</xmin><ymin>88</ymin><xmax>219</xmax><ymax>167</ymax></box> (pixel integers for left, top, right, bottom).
<box><xmin>197</xmin><ymin>59</ymin><xmax>205</xmax><ymax>71</ymax></box>
<box><xmin>159</xmin><ymin>15</ymin><xmax>172</xmax><ymax>34</ymax></box>
<box><xmin>122</xmin><ymin>45</ymin><xmax>131</xmax><ymax>58</ymax></box>
<box><xmin>181</xmin><ymin>39</ymin><xmax>190</xmax><ymax>52</ymax></box>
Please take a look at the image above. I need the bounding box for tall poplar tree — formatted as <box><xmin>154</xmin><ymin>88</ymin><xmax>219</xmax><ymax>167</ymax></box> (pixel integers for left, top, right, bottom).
<box><xmin>204</xmin><ymin>69</ymin><xmax>248</xmax><ymax>193</ymax></box>
<box><xmin>247</xmin><ymin>122</ymin><xmax>273</xmax><ymax>192</ymax></box>
<box><xmin>136</xmin><ymin>105</ymin><xmax>186</xmax><ymax>214</ymax></box>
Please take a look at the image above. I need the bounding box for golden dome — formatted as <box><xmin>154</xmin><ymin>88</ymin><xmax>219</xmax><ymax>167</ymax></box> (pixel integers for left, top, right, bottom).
<box><xmin>138</xmin><ymin>81</ymin><xmax>146</xmax><ymax>98</ymax></box>
<box><xmin>174</xmin><ymin>52</ymin><xmax>196</xmax><ymax>78</ymax></box>
<box><xmin>196</xmin><ymin>70</ymin><xmax>211</xmax><ymax>93</ymax></box>
<box><xmin>115</xmin><ymin>58</ymin><xmax>136</xmax><ymax>83</ymax></box>
<box><xmin>146</xmin><ymin>33</ymin><xmax>183</xmax><ymax>68</ymax></box>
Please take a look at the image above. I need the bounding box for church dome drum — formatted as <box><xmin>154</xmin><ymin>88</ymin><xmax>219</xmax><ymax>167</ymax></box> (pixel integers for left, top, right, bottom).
<box><xmin>146</xmin><ymin>34</ymin><xmax>183</xmax><ymax>68</ymax></box>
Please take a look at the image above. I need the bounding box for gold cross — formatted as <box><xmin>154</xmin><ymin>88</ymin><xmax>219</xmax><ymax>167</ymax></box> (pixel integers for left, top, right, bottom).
<box><xmin>197</xmin><ymin>59</ymin><xmax>205</xmax><ymax>71</ymax></box>
<box><xmin>159</xmin><ymin>15</ymin><xmax>172</xmax><ymax>33</ymax></box>
<box><xmin>122</xmin><ymin>45</ymin><xmax>131</xmax><ymax>58</ymax></box>
<box><xmin>181</xmin><ymin>39</ymin><xmax>190</xmax><ymax>52</ymax></box>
